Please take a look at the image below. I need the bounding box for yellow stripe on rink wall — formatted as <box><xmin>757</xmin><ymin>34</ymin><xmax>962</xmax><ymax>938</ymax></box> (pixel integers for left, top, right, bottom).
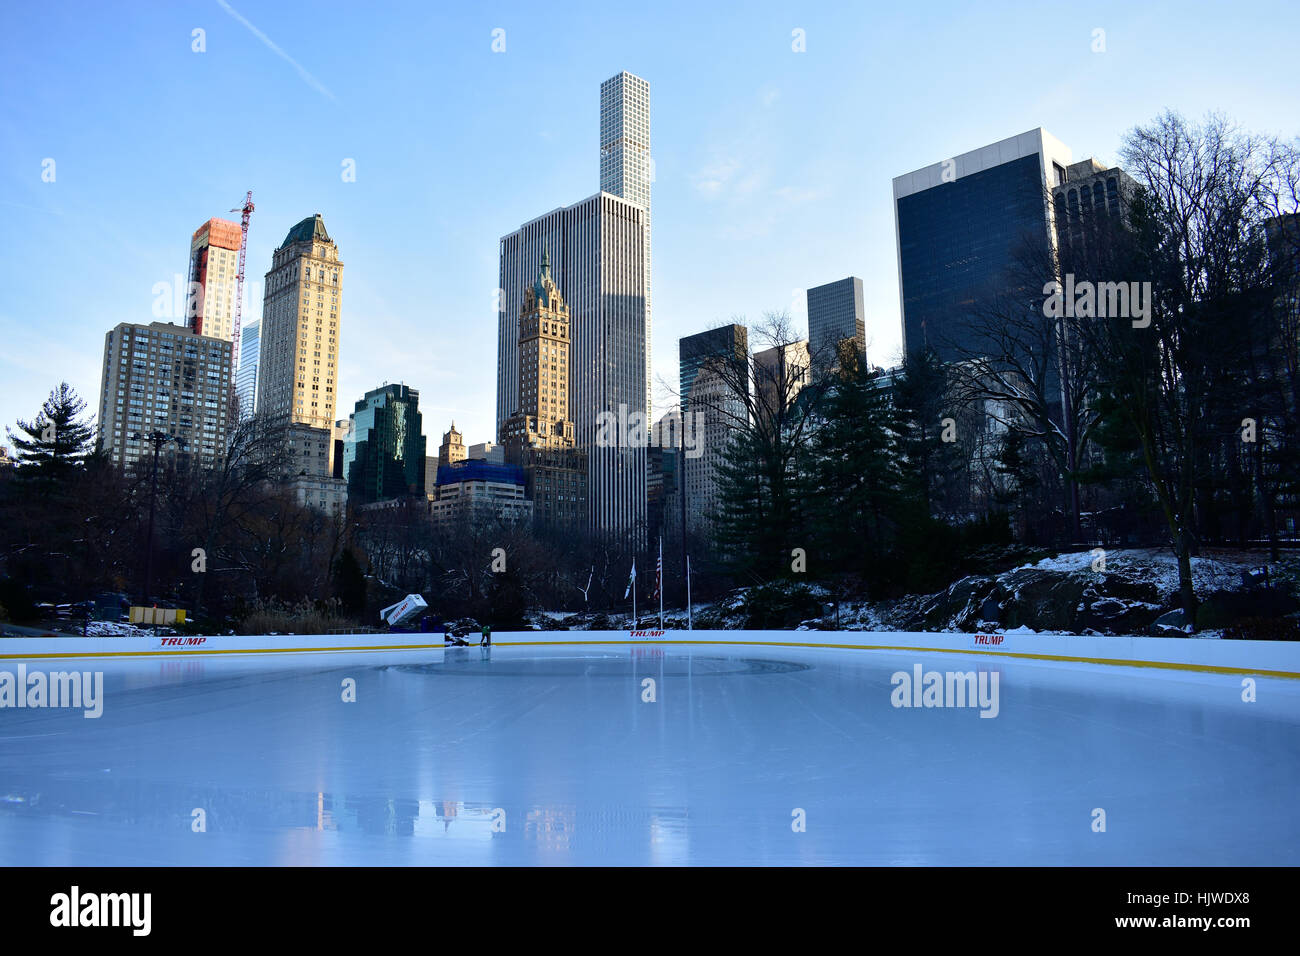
<box><xmin>0</xmin><ymin>631</ymin><xmax>1297</xmax><ymax>680</ymax></box>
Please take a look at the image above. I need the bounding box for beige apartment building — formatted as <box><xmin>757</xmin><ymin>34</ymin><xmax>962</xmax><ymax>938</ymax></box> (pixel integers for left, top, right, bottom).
<box><xmin>500</xmin><ymin>251</ymin><xmax>576</xmax><ymax>452</ymax></box>
<box><xmin>500</xmin><ymin>254</ymin><xmax>586</xmax><ymax>527</ymax></box>
<box><xmin>753</xmin><ymin>340</ymin><xmax>812</xmax><ymax>429</ymax></box>
<box><xmin>257</xmin><ymin>214</ymin><xmax>343</xmax><ymax>434</ymax></box>
<box><xmin>255</xmin><ymin>214</ymin><xmax>347</xmax><ymax>513</ymax></box>
<box><xmin>97</xmin><ymin>321</ymin><xmax>232</xmax><ymax>468</ymax></box>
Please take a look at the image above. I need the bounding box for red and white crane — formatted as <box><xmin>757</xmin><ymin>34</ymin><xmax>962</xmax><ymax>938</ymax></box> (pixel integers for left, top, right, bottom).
<box><xmin>229</xmin><ymin>190</ymin><xmax>254</xmax><ymax>398</ymax></box>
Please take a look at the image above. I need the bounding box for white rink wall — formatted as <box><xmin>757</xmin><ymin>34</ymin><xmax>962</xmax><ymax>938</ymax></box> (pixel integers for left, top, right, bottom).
<box><xmin>1</xmin><ymin>629</ymin><xmax>1297</xmax><ymax>678</ymax></box>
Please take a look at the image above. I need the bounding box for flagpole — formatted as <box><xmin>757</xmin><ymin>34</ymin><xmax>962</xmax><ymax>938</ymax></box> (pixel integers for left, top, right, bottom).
<box><xmin>686</xmin><ymin>555</ymin><xmax>692</xmax><ymax>631</ymax></box>
<box><xmin>632</xmin><ymin>561</ymin><xmax>637</xmax><ymax>630</ymax></box>
<box><xmin>658</xmin><ymin>536</ymin><xmax>664</xmax><ymax>630</ymax></box>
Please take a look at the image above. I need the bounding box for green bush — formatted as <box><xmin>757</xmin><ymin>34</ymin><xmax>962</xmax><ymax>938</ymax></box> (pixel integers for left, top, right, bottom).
<box><xmin>741</xmin><ymin>583</ymin><xmax>823</xmax><ymax>629</ymax></box>
<box><xmin>0</xmin><ymin>578</ymin><xmax>36</xmax><ymax>622</ymax></box>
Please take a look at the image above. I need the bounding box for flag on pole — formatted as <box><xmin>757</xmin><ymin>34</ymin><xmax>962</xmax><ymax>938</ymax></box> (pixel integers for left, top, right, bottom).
<box><xmin>652</xmin><ymin>539</ymin><xmax>662</xmax><ymax>603</ymax></box>
<box><xmin>624</xmin><ymin>559</ymin><xmax>636</xmax><ymax>599</ymax></box>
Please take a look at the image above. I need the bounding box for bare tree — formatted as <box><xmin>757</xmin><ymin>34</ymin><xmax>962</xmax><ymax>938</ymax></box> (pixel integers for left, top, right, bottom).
<box><xmin>181</xmin><ymin>415</ymin><xmax>293</xmax><ymax>622</ymax></box>
<box><xmin>682</xmin><ymin>311</ymin><xmax>835</xmax><ymax>579</ymax></box>
<box><xmin>1086</xmin><ymin>112</ymin><xmax>1297</xmax><ymax>625</ymax></box>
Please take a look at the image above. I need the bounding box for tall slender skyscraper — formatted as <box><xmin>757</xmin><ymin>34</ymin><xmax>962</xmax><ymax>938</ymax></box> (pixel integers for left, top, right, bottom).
<box><xmin>496</xmin><ymin>74</ymin><xmax>650</xmax><ymax>540</ymax></box>
<box><xmin>235</xmin><ymin>317</ymin><xmax>260</xmax><ymax>420</ymax></box>
<box><xmin>600</xmin><ymin>71</ymin><xmax>651</xmax><ymax>420</ymax></box>
<box><xmin>257</xmin><ymin>214</ymin><xmax>343</xmax><ymax>431</ymax></box>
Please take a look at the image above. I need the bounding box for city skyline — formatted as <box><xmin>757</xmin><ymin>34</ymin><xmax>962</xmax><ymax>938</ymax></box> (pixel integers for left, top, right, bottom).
<box><xmin>3</xmin><ymin>1</ymin><xmax>1298</xmax><ymax>451</ymax></box>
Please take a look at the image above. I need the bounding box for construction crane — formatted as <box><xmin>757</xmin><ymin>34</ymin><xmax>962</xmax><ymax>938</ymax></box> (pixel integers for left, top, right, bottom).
<box><xmin>229</xmin><ymin>190</ymin><xmax>255</xmax><ymax>404</ymax></box>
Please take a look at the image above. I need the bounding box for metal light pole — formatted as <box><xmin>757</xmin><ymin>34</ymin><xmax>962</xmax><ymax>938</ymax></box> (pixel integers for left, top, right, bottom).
<box><xmin>680</xmin><ymin>438</ymin><xmax>688</xmax><ymax>615</ymax></box>
<box><xmin>135</xmin><ymin>430</ymin><xmax>180</xmax><ymax>606</ymax></box>
<box><xmin>686</xmin><ymin>555</ymin><xmax>692</xmax><ymax>631</ymax></box>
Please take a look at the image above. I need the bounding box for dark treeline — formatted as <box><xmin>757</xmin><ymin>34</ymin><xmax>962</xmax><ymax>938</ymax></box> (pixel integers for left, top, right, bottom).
<box><xmin>0</xmin><ymin>393</ymin><xmax>673</xmax><ymax>630</ymax></box>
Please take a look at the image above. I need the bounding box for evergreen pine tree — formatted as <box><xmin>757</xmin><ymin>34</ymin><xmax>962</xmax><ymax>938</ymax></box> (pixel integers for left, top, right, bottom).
<box><xmin>331</xmin><ymin>547</ymin><xmax>368</xmax><ymax>618</ymax></box>
<box><xmin>5</xmin><ymin>382</ymin><xmax>96</xmax><ymax>493</ymax></box>
<box><xmin>808</xmin><ymin>358</ymin><xmax>905</xmax><ymax>593</ymax></box>
<box><xmin>893</xmin><ymin>348</ymin><xmax>964</xmax><ymax>518</ymax></box>
<box><xmin>708</xmin><ymin>429</ymin><xmax>772</xmax><ymax>581</ymax></box>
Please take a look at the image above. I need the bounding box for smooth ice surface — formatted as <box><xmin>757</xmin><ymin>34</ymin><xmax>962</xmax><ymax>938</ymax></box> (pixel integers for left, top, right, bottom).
<box><xmin>1</xmin><ymin>643</ymin><xmax>1297</xmax><ymax>865</ymax></box>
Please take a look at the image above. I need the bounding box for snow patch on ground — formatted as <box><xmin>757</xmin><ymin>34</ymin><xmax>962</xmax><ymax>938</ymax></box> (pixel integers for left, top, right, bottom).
<box><xmin>83</xmin><ymin>621</ymin><xmax>173</xmax><ymax>638</ymax></box>
<box><xmin>1022</xmin><ymin>547</ymin><xmax>1260</xmax><ymax>598</ymax></box>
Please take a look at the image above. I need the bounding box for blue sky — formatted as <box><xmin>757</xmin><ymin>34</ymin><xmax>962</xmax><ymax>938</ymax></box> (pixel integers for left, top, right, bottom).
<box><xmin>2</xmin><ymin>0</ymin><xmax>1297</xmax><ymax>450</ymax></box>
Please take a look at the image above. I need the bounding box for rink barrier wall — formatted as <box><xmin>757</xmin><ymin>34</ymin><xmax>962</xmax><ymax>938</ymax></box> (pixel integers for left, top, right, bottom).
<box><xmin>1</xmin><ymin>630</ymin><xmax>1298</xmax><ymax>678</ymax></box>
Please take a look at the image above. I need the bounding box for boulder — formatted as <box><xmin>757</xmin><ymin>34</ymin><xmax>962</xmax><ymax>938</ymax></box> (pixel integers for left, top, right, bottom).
<box><xmin>999</xmin><ymin>569</ymin><xmax>1086</xmax><ymax>632</ymax></box>
<box><xmin>1151</xmin><ymin>608</ymin><xmax>1191</xmax><ymax>636</ymax></box>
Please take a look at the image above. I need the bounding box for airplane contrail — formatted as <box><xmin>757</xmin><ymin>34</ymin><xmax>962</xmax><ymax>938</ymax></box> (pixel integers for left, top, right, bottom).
<box><xmin>215</xmin><ymin>0</ymin><xmax>337</xmax><ymax>102</ymax></box>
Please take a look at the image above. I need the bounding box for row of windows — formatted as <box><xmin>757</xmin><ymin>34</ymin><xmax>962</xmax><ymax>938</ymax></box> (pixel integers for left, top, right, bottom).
<box><xmin>1053</xmin><ymin>177</ymin><xmax>1122</xmax><ymax>223</ymax></box>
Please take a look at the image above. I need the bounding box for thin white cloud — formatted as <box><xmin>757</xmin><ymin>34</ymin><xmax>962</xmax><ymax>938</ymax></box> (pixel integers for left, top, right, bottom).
<box><xmin>691</xmin><ymin>157</ymin><xmax>740</xmax><ymax>197</ymax></box>
<box><xmin>733</xmin><ymin>170</ymin><xmax>764</xmax><ymax>196</ymax></box>
<box><xmin>216</xmin><ymin>0</ymin><xmax>337</xmax><ymax>102</ymax></box>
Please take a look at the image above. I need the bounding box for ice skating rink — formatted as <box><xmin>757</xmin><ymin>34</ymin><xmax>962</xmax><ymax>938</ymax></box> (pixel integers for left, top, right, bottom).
<box><xmin>1</xmin><ymin>641</ymin><xmax>1297</xmax><ymax>866</ymax></box>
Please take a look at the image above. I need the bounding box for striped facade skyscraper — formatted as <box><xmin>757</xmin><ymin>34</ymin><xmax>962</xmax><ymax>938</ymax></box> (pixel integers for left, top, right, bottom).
<box><xmin>235</xmin><ymin>317</ymin><xmax>259</xmax><ymax>420</ymax></box>
<box><xmin>497</xmin><ymin>194</ymin><xmax>647</xmax><ymax>540</ymax></box>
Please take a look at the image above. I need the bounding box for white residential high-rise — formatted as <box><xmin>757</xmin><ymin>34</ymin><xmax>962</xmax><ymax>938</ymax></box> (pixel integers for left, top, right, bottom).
<box><xmin>600</xmin><ymin>71</ymin><xmax>651</xmax><ymax>420</ymax></box>
<box><xmin>498</xmin><ymin>194</ymin><xmax>648</xmax><ymax>539</ymax></box>
<box><xmin>186</xmin><ymin>218</ymin><xmax>242</xmax><ymax>344</ymax></box>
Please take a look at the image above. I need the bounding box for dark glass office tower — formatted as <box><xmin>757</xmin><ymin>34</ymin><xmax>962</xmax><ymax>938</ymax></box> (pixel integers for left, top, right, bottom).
<box><xmin>679</xmin><ymin>324</ymin><xmax>748</xmax><ymax>413</ymax></box>
<box><xmin>806</xmin><ymin>277</ymin><xmax>865</xmax><ymax>369</ymax></box>
<box><xmin>893</xmin><ymin>129</ymin><xmax>1072</xmax><ymax>363</ymax></box>
<box><xmin>342</xmin><ymin>383</ymin><xmax>427</xmax><ymax>504</ymax></box>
